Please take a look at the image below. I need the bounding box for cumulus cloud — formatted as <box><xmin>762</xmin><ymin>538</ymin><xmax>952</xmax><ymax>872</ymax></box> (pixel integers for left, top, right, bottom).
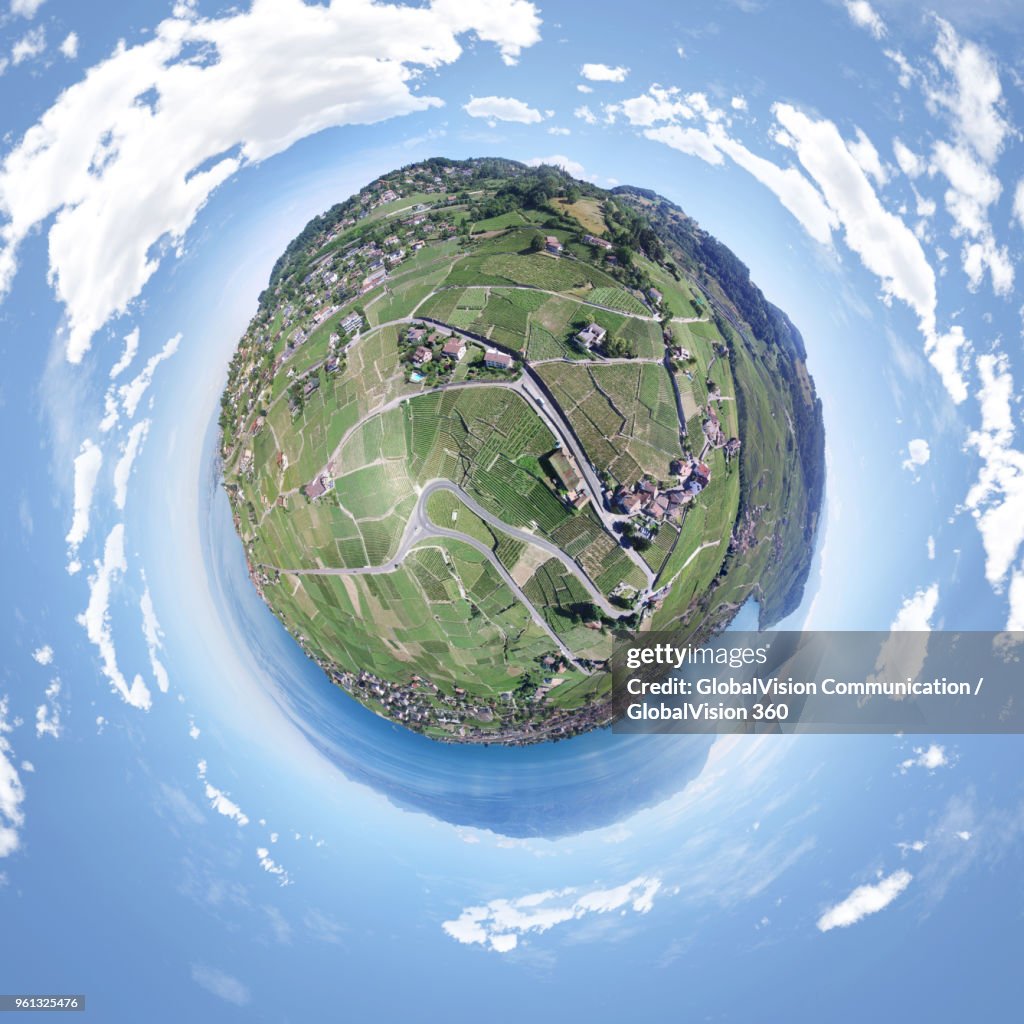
<box><xmin>109</xmin><ymin>327</ymin><xmax>139</xmax><ymax>379</ymax></box>
<box><xmin>35</xmin><ymin>679</ymin><xmax>62</xmax><ymax>740</ymax></box>
<box><xmin>0</xmin><ymin>0</ymin><xmax>542</xmax><ymax>363</ymax></box>
<box><xmin>902</xmin><ymin>438</ymin><xmax>931</xmax><ymax>471</ymax></box>
<box><xmin>525</xmin><ymin>155</ymin><xmax>587</xmax><ymax>180</ymax></box>
<box><xmin>867</xmin><ymin>583</ymin><xmax>939</xmax><ymax>693</ymax></box>
<box><xmin>574</xmin><ymin>104</ymin><xmax>598</xmax><ymax>125</ymax></box>
<box><xmin>899</xmin><ymin>743</ymin><xmax>950</xmax><ymax>773</ymax></box>
<box><xmin>113</xmin><ymin>420</ymin><xmax>150</xmax><ymax>510</ymax></box>
<box><xmin>892</xmin><ymin>138</ymin><xmax>925</xmax><ymax>178</ymax></box>
<box><xmin>844</xmin><ymin>0</ymin><xmax>886</xmax><ymax>40</ymax></box>
<box><xmin>11</xmin><ymin>27</ymin><xmax>45</xmax><ymax>65</ymax></box>
<box><xmin>817</xmin><ymin>869</ymin><xmax>911</xmax><ymax>932</ymax></box>
<box><xmin>31</xmin><ymin>645</ymin><xmax>53</xmax><ymax>666</ymax></box>
<box><xmin>580</xmin><ymin>62</ymin><xmax>629</xmax><ymax>83</ymax></box>
<box><xmin>77</xmin><ymin>524</ymin><xmax>152</xmax><ymax>710</ymax></box>
<box><xmin>65</xmin><ymin>438</ymin><xmax>103</xmax><ymax>556</ymax></box>
<box><xmin>59</xmin><ymin>32</ymin><xmax>78</xmax><ymax>60</ymax></box>
<box><xmin>11</xmin><ymin>0</ymin><xmax>47</xmax><ymax>16</ymax></box>
<box><xmin>847</xmin><ymin>127</ymin><xmax>888</xmax><ymax>186</ymax></box>
<box><xmin>256</xmin><ymin>847</ymin><xmax>292</xmax><ymax>886</ymax></box>
<box><xmin>190</xmin><ymin>965</ymin><xmax>250</xmax><ymax>1007</ymax></box>
<box><xmin>443</xmin><ymin>876</ymin><xmax>661</xmax><ymax>953</ymax></box>
<box><xmin>0</xmin><ymin>696</ymin><xmax>26</xmax><ymax>858</ymax></box>
<box><xmin>891</xmin><ymin>583</ymin><xmax>940</xmax><ymax>631</ymax></box>
<box><xmin>964</xmin><ymin>352</ymin><xmax>1024</xmax><ymax>603</ymax></box>
<box><xmin>197</xmin><ymin>760</ymin><xmax>248</xmax><ymax>827</ymax></box>
<box><xmin>463</xmin><ymin>95</ymin><xmax>544</xmax><ymax>124</ymax></box>
<box><xmin>731</xmin><ymin>96</ymin><xmax>747</xmax><ymax>111</ymax></box>
<box><xmin>1014</xmin><ymin>180</ymin><xmax>1024</xmax><ymax>230</ymax></box>
<box><xmin>547</xmin><ymin>126</ymin><xmax>570</xmax><ymax>136</ymax></box>
<box><xmin>119</xmin><ymin>333</ymin><xmax>181</xmax><ymax>418</ymax></box>
<box><xmin>140</xmin><ymin>576</ymin><xmax>169</xmax><ymax>694</ymax></box>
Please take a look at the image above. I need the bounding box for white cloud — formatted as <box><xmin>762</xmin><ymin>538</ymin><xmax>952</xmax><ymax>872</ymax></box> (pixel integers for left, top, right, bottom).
<box><xmin>188</xmin><ymin>718</ymin><xmax>200</xmax><ymax>740</ymax></box>
<box><xmin>65</xmin><ymin>438</ymin><xmax>103</xmax><ymax>553</ymax></box>
<box><xmin>463</xmin><ymin>94</ymin><xmax>544</xmax><ymax>125</ymax></box>
<box><xmin>140</xmin><ymin>576</ymin><xmax>169</xmax><ymax>694</ymax></box>
<box><xmin>891</xmin><ymin>582</ymin><xmax>940</xmax><ymax>631</ymax></box>
<box><xmin>0</xmin><ymin>0</ymin><xmax>542</xmax><ymax>364</ymax></box>
<box><xmin>576</xmin><ymin>83</ymin><xmax>592</xmax><ymax>94</ymax></box>
<box><xmin>547</xmin><ymin>126</ymin><xmax>570</xmax><ymax>136</ymax></box>
<box><xmin>0</xmin><ymin>696</ymin><xmax>26</xmax><ymax>858</ymax></box>
<box><xmin>1014</xmin><ymin>179</ymin><xmax>1024</xmax><ymax>230</ymax></box>
<box><xmin>525</xmin><ymin>155</ymin><xmax>587</xmax><ymax>180</ymax></box>
<box><xmin>443</xmin><ymin>876</ymin><xmax>661</xmax><ymax>953</ymax></box>
<box><xmin>59</xmin><ymin>32</ymin><xmax>78</xmax><ymax>60</ymax></box>
<box><xmin>902</xmin><ymin>438</ymin><xmax>931</xmax><ymax>471</ymax></box>
<box><xmin>35</xmin><ymin>678</ymin><xmax>62</xmax><ymax>739</ymax></box>
<box><xmin>11</xmin><ymin>0</ymin><xmax>47</xmax><ymax>16</ymax></box>
<box><xmin>574</xmin><ymin>104</ymin><xmax>598</xmax><ymax>125</ymax></box>
<box><xmin>77</xmin><ymin>523</ymin><xmax>152</xmax><ymax>710</ymax></box>
<box><xmin>190</xmin><ymin>965</ymin><xmax>250</xmax><ymax>1007</ymax></box>
<box><xmin>955</xmin><ymin>830</ymin><xmax>972</xmax><ymax>841</ymax></box>
<box><xmin>675</xmin><ymin>45</ymin><xmax>686</xmax><ymax>60</ymax></box>
<box><xmin>731</xmin><ymin>96</ymin><xmax>747</xmax><ymax>112</ymax></box>
<box><xmin>964</xmin><ymin>352</ymin><xmax>1024</xmax><ymax>594</ymax></box>
<box><xmin>11</xmin><ymin>26</ymin><xmax>45</xmax><ymax>65</ymax></box>
<box><xmin>580</xmin><ymin>63</ymin><xmax>629</xmax><ymax>83</ymax></box>
<box><xmin>607</xmin><ymin>84</ymin><xmax>700</xmax><ymax>128</ymax></box>
<box><xmin>927</xmin><ymin>535</ymin><xmax>935</xmax><ymax>560</ymax></box>
<box><xmin>847</xmin><ymin>128</ymin><xmax>888</xmax><ymax>186</ymax></box>
<box><xmin>708</xmin><ymin>125</ymin><xmax>838</xmax><ymax>245</ymax></box>
<box><xmin>113</xmin><ymin>420</ymin><xmax>149</xmax><ymax>511</ymax></box>
<box><xmin>119</xmin><ymin>333</ymin><xmax>180</xmax><ymax>418</ymax></box>
<box><xmin>197</xmin><ymin>760</ymin><xmax>248</xmax><ymax>826</ymax></box>
<box><xmin>892</xmin><ymin>138</ymin><xmax>925</xmax><ymax>178</ymax></box>
<box><xmin>899</xmin><ymin>743</ymin><xmax>949</xmax><ymax>773</ymax></box>
<box><xmin>256</xmin><ymin>847</ymin><xmax>292</xmax><ymax>886</ymax></box>
<box><xmin>109</xmin><ymin>327</ymin><xmax>139</xmax><ymax>379</ymax></box>
<box><xmin>844</xmin><ymin>0</ymin><xmax>886</xmax><ymax>40</ymax></box>
<box><xmin>31</xmin><ymin>645</ymin><xmax>53</xmax><ymax>665</ymax></box>
<box><xmin>817</xmin><ymin>869</ymin><xmax>911</xmax><ymax>931</ymax></box>
<box><xmin>643</xmin><ymin>125</ymin><xmax>723</xmax><ymax>167</ymax></box>
<box><xmin>928</xmin><ymin>17</ymin><xmax>1010</xmax><ymax>166</ymax></box>
<box><xmin>897</xmin><ymin>839</ymin><xmax>927</xmax><ymax>855</ymax></box>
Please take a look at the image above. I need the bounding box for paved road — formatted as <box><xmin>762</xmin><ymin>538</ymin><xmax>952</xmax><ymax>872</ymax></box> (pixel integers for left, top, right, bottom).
<box><xmin>263</xmin><ymin>478</ymin><xmax>591</xmax><ymax>670</ymax></box>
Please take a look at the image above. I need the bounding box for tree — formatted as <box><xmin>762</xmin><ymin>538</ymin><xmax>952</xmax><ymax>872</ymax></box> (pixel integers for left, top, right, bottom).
<box><xmin>528</xmin><ymin>231</ymin><xmax>545</xmax><ymax>253</ymax></box>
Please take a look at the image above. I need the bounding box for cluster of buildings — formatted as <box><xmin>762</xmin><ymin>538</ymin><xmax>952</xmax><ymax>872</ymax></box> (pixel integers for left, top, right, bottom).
<box><xmin>612</xmin><ymin>458</ymin><xmax>713</xmax><ymax>523</ymax></box>
<box><xmin>703</xmin><ymin>405</ymin><xmax>741</xmax><ymax>455</ymax></box>
<box><xmin>582</xmin><ymin>233</ymin><xmax>614</xmax><ymax>251</ymax></box>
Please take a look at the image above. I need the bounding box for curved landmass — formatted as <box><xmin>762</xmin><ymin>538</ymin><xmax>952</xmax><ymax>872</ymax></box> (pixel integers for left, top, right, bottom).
<box><xmin>219</xmin><ymin>157</ymin><xmax>825</xmax><ymax>743</ymax></box>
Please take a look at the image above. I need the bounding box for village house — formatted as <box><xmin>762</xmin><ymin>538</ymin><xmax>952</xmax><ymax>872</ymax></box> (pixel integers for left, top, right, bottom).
<box><xmin>583</xmin><ymin>233</ymin><xmax>614</xmax><ymax>250</ymax></box>
<box><xmin>648</xmin><ymin>288</ymin><xmax>663</xmax><ymax>305</ymax></box>
<box><xmin>413</xmin><ymin>345</ymin><xmax>433</xmax><ymax>366</ymax></box>
<box><xmin>360</xmin><ymin>267</ymin><xmax>387</xmax><ymax>293</ymax></box>
<box><xmin>305</xmin><ymin>473</ymin><xmax>333</xmax><ymax>500</ymax></box>
<box><xmin>576</xmin><ymin>323</ymin><xmax>607</xmax><ymax>349</ymax></box>
<box><xmin>406</xmin><ymin>326</ymin><xmax>427</xmax><ymax>344</ymax></box>
<box><xmin>545</xmin><ymin>235</ymin><xmax>563</xmax><ymax>254</ymax></box>
<box><xmin>548</xmin><ymin>450</ymin><xmax>586</xmax><ymax>505</ymax></box>
<box><xmin>442</xmin><ymin>338</ymin><xmax>466</xmax><ymax>361</ymax></box>
<box><xmin>484</xmin><ymin>349</ymin><xmax>513</xmax><ymax>370</ymax></box>
<box><xmin>303</xmin><ymin>376</ymin><xmax>320</xmax><ymax>398</ymax></box>
<box><xmin>341</xmin><ymin>312</ymin><xmax>363</xmax><ymax>334</ymax></box>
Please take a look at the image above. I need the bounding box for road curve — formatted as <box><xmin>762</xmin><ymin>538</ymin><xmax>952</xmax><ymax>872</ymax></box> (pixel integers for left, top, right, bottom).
<box><xmin>263</xmin><ymin>484</ymin><xmax>588</xmax><ymax>669</ymax></box>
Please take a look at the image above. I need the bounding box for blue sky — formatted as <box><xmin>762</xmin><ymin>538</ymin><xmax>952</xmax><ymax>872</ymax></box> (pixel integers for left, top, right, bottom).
<box><xmin>1</xmin><ymin>0</ymin><xmax>1023</xmax><ymax>1019</ymax></box>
